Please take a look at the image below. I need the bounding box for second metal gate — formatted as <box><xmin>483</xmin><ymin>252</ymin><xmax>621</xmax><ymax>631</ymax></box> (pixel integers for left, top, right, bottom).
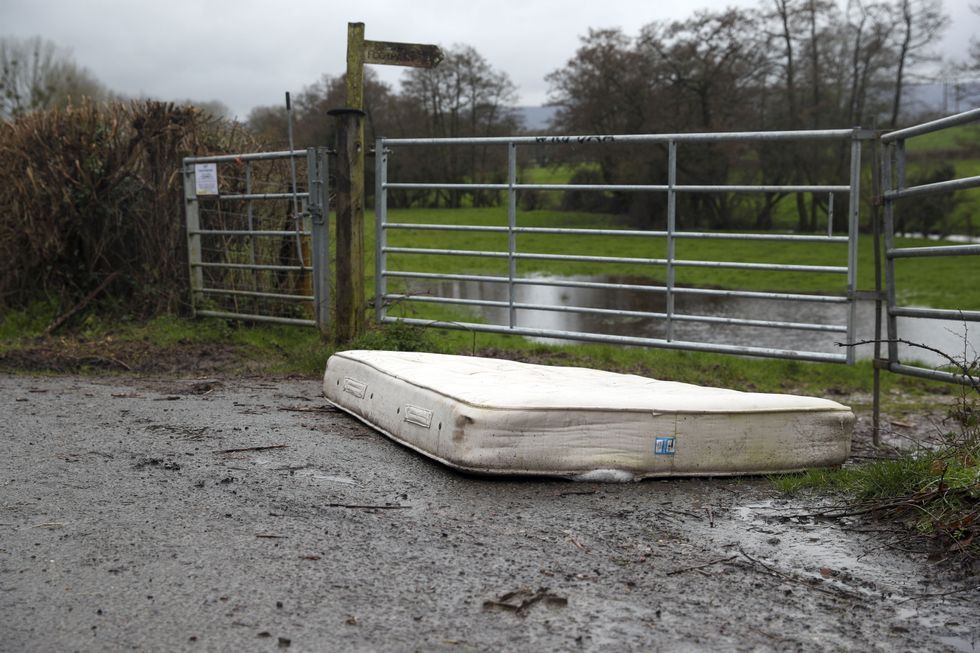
<box><xmin>182</xmin><ymin>147</ymin><xmax>331</xmax><ymax>333</ymax></box>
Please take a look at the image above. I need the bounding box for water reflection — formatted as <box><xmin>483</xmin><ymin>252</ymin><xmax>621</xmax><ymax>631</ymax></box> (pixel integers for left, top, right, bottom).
<box><xmin>405</xmin><ymin>274</ymin><xmax>978</xmax><ymax>366</ymax></box>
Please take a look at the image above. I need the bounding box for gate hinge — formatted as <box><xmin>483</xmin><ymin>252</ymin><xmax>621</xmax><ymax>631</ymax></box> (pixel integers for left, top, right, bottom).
<box><xmin>307</xmin><ymin>206</ymin><xmax>325</xmax><ymax>225</ymax></box>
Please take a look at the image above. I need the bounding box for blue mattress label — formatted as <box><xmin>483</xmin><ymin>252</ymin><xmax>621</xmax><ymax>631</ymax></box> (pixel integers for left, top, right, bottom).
<box><xmin>654</xmin><ymin>437</ymin><xmax>675</xmax><ymax>455</ymax></box>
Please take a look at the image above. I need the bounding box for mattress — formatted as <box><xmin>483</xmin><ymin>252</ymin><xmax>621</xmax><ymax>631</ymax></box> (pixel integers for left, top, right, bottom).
<box><xmin>323</xmin><ymin>350</ymin><xmax>854</xmax><ymax>480</ymax></box>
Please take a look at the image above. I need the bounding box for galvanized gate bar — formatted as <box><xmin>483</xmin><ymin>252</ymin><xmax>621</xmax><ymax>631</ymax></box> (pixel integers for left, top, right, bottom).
<box><xmin>883</xmin><ymin>175</ymin><xmax>980</xmax><ymax>199</ymax></box>
<box><xmin>375</xmin><ymin>140</ymin><xmax>389</xmax><ymax>321</ymax></box>
<box><xmin>888</xmin><ymin>244</ymin><xmax>980</xmax><ymax>258</ymax></box>
<box><xmin>890</xmin><ymin>307</ymin><xmax>980</xmax><ymax>322</ymax></box>
<box><xmin>382</xmin><ymin>128</ymin><xmax>861</xmax><ymax>146</ymax></box>
<box><xmin>183</xmin><ymin>165</ymin><xmax>204</xmax><ymax>312</ymax></box>
<box><xmin>507</xmin><ymin>143</ymin><xmax>518</xmax><ymax>329</ymax></box>
<box><xmin>384</xmin><ymin>222</ymin><xmax>848</xmax><ymax>242</ymax></box>
<box><xmin>383</xmin><ymin>293</ymin><xmax>847</xmax><ymax>332</ymax></box>
<box><xmin>382</xmin><ymin>245</ymin><xmax>847</xmax><ymax>273</ymax></box>
<box><xmin>308</xmin><ymin>147</ymin><xmax>331</xmax><ymax>334</ymax></box>
<box><xmin>881</xmin><ymin>107</ymin><xmax>980</xmax><ymax>142</ymax></box>
<box><xmin>846</xmin><ymin>134</ymin><xmax>863</xmax><ymax>365</ymax></box>
<box><xmin>219</xmin><ymin>192</ymin><xmax>309</xmax><ymax>201</ymax></box>
<box><xmin>191</xmin><ymin>230</ymin><xmax>312</xmax><ymax>237</ymax></box>
<box><xmin>193</xmin><ymin>262</ymin><xmax>312</xmax><ymax>272</ymax></box>
<box><xmin>382</xmin><ymin>270</ymin><xmax>849</xmax><ymax>303</ymax></box>
<box><xmin>385</xmin><ymin>182</ymin><xmax>850</xmax><ymax>193</ymax></box>
<box><xmin>201</xmin><ymin>288</ymin><xmax>314</xmax><ymax>301</ymax></box>
<box><xmin>666</xmin><ymin>140</ymin><xmax>677</xmax><ymax>341</ymax></box>
<box><xmin>376</xmin><ymin>128</ymin><xmax>864</xmax><ymax>363</ymax></box>
<box><xmin>184</xmin><ymin>150</ymin><xmax>308</xmax><ymax>164</ymax></box>
<box><xmin>881</xmin><ymin>138</ymin><xmax>900</xmax><ymax>365</ymax></box>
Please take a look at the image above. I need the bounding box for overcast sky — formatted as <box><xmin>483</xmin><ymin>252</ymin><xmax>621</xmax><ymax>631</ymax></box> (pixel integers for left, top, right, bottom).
<box><xmin>1</xmin><ymin>0</ymin><xmax>977</xmax><ymax>119</ymax></box>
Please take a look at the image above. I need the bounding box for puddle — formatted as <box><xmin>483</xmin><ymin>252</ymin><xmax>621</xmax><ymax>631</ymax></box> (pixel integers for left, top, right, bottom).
<box><xmin>939</xmin><ymin>633</ymin><xmax>980</xmax><ymax>652</ymax></box>
<box><xmin>897</xmin><ymin>606</ymin><xmax>980</xmax><ymax>652</ymax></box>
<box><xmin>718</xmin><ymin>500</ymin><xmax>884</xmax><ymax>598</ymax></box>
<box><xmin>406</xmin><ymin>275</ymin><xmax>979</xmax><ymax>365</ymax></box>
<box><xmin>685</xmin><ymin>494</ymin><xmax>980</xmax><ymax>648</ymax></box>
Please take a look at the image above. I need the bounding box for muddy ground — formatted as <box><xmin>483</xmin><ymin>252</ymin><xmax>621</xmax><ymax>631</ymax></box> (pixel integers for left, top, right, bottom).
<box><xmin>2</xmin><ymin>373</ymin><xmax>978</xmax><ymax>652</ymax></box>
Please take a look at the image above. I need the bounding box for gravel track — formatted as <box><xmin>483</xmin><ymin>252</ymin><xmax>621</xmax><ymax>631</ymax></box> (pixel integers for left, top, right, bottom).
<box><xmin>2</xmin><ymin>374</ymin><xmax>978</xmax><ymax>652</ymax></box>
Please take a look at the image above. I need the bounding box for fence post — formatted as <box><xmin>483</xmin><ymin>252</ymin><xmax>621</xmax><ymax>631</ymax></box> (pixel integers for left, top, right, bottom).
<box><xmin>329</xmin><ymin>108</ymin><xmax>366</xmax><ymax>343</ymax></box>
<box><xmin>666</xmin><ymin>140</ymin><xmax>677</xmax><ymax>342</ymax></box>
<box><xmin>308</xmin><ymin>147</ymin><xmax>331</xmax><ymax>337</ymax></box>
<box><xmin>845</xmin><ymin>131</ymin><xmax>863</xmax><ymax>366</ymax></box>
<box><xmin>183</xmin><ymin>161</ymin><xmax>204</xmax><ymax>316</ymax></box>
<box><xmin>507</xmin><ymin>141</ymin><xmax>517</xmax><ymax>329</ymax></box>
<box><xmin>375</xmin><ymin>138</ymin><xmax>387</xmax><ymax>324</ymax></box>
<box><xmin>871</xmin><ymin>134</ymin><xmax>883</xmax><ymax>447</ymax></box>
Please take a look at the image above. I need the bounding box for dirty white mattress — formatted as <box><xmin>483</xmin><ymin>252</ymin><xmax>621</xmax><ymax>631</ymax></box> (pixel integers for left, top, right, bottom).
<box><xmin>323</xmin><ymin>350</ymin><xmax>853</xmax><ymax>481</ymax></box>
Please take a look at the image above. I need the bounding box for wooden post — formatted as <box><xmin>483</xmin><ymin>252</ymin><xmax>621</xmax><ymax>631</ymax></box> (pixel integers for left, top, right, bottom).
<box><xmin>329</xmin><ymin>22</ymin><xmax>442</xmax><ymax>343</ymax></box>
<box><xmin>329</xmin><ymin>108</ymin><xmax>366</xmax><ymax>343</ymax></box>
<box><xmin>347</xmin><ymin>23</ymin><xmax>365</xmax><ymax>112</ymax></box>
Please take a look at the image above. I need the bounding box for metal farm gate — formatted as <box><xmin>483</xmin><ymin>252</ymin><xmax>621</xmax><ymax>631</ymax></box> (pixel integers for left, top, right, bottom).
<box><xmin>182</xmin><ymin>108</ymin><xmax>979</xmax><ymax>412</ymax></box>
<box><xmin>877</xmin><ymin>108</ymin><xmax>980</xmax><ymax>389</ymax></box>
<box><xmin>374</xmin><ymin>129</ymin><xmax>869</xmax><ymax>364</ymax></box>
<box><xmin>182</xmin><ymin>148</ymin><xmax>331</xmax><ymax>333</ymax></box>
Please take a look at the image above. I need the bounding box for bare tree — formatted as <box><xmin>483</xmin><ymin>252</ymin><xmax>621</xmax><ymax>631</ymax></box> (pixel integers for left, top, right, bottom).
<box><xmin>400</xmin><ymin>45</ymin><xmax>521</xmax><ymax>207</ymax></box>
<box><xmin>888</xmin><ymin>0</ymin><xmax>949</xmax><ymax>127</ymax></box>
<box><xmin>246</xmin><ymin>105</ymin><xmax>288</xmax><ymax>148</ymax></box>
<box><xmin>547</xmin><ymin>28</ymin><xmax>654</xmax><ymax>135</ymax></box>
<box><xmin>0</xmin><ymin>36</ymin><xmax>105</xmax><ymax>119</ymax></box>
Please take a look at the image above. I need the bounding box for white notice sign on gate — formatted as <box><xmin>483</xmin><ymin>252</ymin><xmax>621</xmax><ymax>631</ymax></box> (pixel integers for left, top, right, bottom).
<box><xmin>194</xmin><ymin>163</ymin><xmax>219</xmax><ymax>196</ymax></box>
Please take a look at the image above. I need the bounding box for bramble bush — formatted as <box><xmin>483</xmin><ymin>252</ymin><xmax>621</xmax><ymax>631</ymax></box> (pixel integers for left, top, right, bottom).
<box><xmin>0</xmin><ymin>100</ymin><xmax>257</xmax><ymax>318</ymax></box>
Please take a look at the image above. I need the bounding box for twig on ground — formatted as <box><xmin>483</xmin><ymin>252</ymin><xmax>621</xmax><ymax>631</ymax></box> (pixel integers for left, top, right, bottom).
<box><xmin>43</xmin><ymin>271</ymin><xmax>120</xmax><ymax>336</ymax></box>
<box><xmin>324</xmin><ymin>503</ymin><xmax>409</xmax><ymax>510</ymax></box>
<box><xmin>215</xmin><ymin>444</ymin><xmax>288</xmax><ymax>454</ymax></box>
<box><xmin>666</xmin><ymin>555</ymin><xmax>738</xmax><ymax>576</ymax></box>
<box><xmin>897</xmin><ymin>585</ymin><xmax>980</xmax><ymax>603</ymax></box>
<box><xmin>278</xmin><ymin>405</ymin><xmax>340</xmax><ymax>413</ymax></box>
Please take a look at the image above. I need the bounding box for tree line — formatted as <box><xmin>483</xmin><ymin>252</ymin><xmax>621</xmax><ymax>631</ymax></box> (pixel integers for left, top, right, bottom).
<box><xmin>243</xmin><ymin>0</ymin><xmax>967</xmax><ymax>227</ymax></box>
<box><xmin>544</xmin><ymin>0</ymin><xmax>954</xmax><ymax>229</ymax></box>
<box><xmin>3</xmin><ymin>0</ymin><xmax>976</xmax><ymax>227</ymax></box>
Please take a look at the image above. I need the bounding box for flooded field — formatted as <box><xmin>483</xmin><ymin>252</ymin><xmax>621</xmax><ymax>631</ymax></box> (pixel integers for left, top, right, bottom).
<box><xmin>406</xmin><ymin>275</ymin><xmax>979</xmax><ymax>366</ymax></box>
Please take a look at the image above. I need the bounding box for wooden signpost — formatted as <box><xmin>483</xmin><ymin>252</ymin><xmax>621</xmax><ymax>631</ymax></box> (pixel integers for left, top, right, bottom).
<box><xmin>331</xmin><ymin>23</ymin><xmax>442</xmax><ymax>343</ymax></box>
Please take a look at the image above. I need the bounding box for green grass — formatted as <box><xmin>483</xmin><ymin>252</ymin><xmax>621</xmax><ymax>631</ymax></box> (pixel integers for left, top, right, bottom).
<box><xmin>0</xmin><ymin>299</ymin><xmax>58</xmax><ymax>342</ymax></box>
<box><xmin>521</xmin><ymin>163</ymin><xmax>598</xmax><ymax>184</ymax></box>
<box><xmin>903</xmin><ymin>124</ymin><xmax>980</xmax><ymax>153</ymax></box>
<box><xmin>0</xmin><ymin>297</ymin><xmax>942</xmax><ymax>402</ymax></box>
<box><xmin>772</xmin><ymin>437</ymin><xmax>980</xmax><ymax>549</ymax></box>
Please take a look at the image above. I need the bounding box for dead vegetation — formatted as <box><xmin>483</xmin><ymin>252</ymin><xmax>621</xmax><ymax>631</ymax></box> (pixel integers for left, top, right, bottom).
<box><xmin>0</xmin><ymin>100</ymin><xmax>258</xmax><ymax>317</ymax></box>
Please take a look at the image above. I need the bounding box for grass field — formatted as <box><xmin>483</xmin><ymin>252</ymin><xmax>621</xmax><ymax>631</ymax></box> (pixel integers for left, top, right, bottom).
<box><xmin>903</xmin><ymin>123</ymin><xmax>980</xmax><ymax>153</ymax></box>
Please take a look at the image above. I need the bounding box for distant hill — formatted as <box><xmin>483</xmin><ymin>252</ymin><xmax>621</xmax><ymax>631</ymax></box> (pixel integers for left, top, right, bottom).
<box><xmin>517</xmin><ymin>106</ymin><xmax>557</xmax><ymax>132</ymax></box>
<box><xmin>904</xmin><ymin>79</ymin><xmax>980</xmax><ymax>117</ymax></box>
